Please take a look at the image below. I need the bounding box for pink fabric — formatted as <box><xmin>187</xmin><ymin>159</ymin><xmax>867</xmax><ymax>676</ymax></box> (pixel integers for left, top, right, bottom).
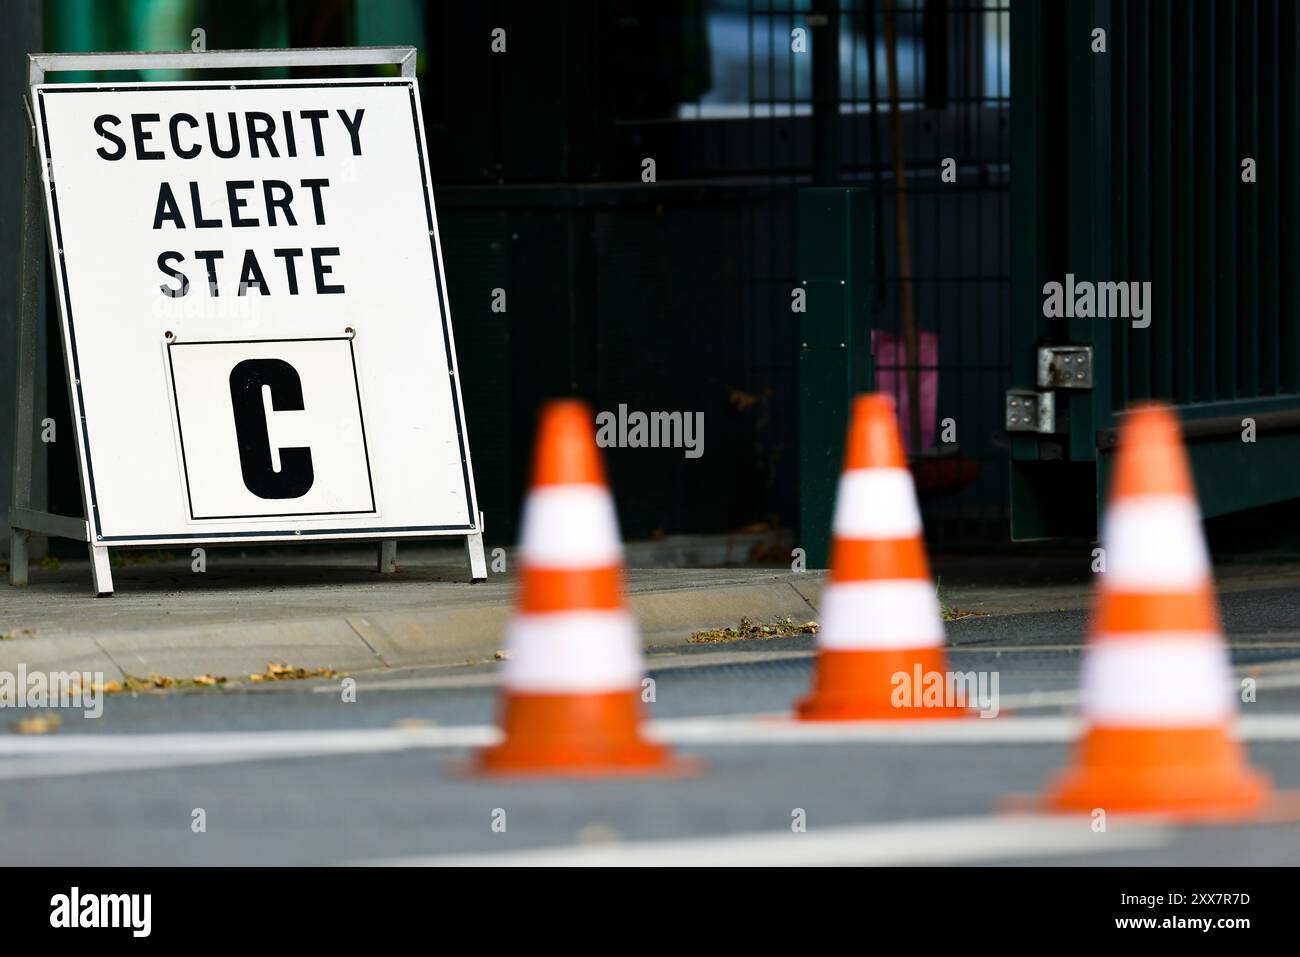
<box><xmin>872</xmin><ymin>330</ymin><xmax>938</xmax><ymax>453</ymax></box>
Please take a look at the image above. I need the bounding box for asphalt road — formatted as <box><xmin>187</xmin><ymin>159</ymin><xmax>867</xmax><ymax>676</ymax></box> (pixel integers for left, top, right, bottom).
<box><xmin>2</xmin><ymin>584</ymin><xmax>1300</xmax><ymax>866</ymax></box>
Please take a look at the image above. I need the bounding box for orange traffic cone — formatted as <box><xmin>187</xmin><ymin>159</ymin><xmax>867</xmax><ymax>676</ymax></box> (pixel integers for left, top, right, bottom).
<box><xmin>476</xmin><ymin>400</ymin><xmax>679</xmax><ymax>775</ymax></box>
<box><xmin>797</xmin><ymin>393</ymin><xmax>966</xmax><ymax>720</ymax></box>
<box><xmin>1044</xmin><ymin>404</ymin><xmax>1271</xmax><ymax>818</ymax></box>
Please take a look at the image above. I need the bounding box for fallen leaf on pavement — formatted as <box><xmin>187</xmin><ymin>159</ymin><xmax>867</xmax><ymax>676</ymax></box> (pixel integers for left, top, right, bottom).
<box><xmin>15</xmin><ymin>713</ymin><xmax>62</xmax><ymax>735</ymax></box>
<box><xmin>392</xmin><ymin>718</ymin><xmax>437</xmax><ymax>729</ymax></box>
<box><xmin>250</xmin><ymin>662</ymin><xmax>338</xmax><ymax>682</ymax></box>
<box><xmin>688</xmin><ymin>616</ymin><xmax>819</xmax><ymax>644</ymax></box>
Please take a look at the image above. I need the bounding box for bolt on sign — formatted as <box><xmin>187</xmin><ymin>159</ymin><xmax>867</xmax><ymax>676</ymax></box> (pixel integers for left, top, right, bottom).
<box><xmin>30</xmin><ymin>73</ymin><xmax>482</xmax><ymax>580</ymax></box>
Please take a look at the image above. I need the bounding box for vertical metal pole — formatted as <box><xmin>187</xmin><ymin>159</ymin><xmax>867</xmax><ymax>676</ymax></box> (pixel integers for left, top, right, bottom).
<box><xmin>811</xmin><ymin>0</ymin><xmax>840</xmax><ymax>186</ymax></box>
<box><xmin>9</xmin><ymin>61</ymin><xmax>44</xmax><ymax>587</ymax></box>
<box><xmin>88</xmin><ymin>543</ymin><xmax>113</xmax><ymax>597</ymax></box>
<box><xmin>1193</xmin><ymin>0</ymin><xmax>1216</xmax><ymax>403</ymax></box>
<box><xmin>798</xmin><ymin>188</ymin><xmax>874</xmax><ymax>568</ymax></box>
<box><xmin>396</xmin><ymin>45</ymin><xmax>484</xmax><ymax>583</ymax></box>
<box><xmin>881</xmin><ymin>0</ymin><xmax>921</xmax><ymax>454</ymax></box>
<box><xmin>7</xmin><ymin>531</ymin><xmax>29</xmax><ymax>586</ymax></box>
<box><xmin>1065</xmin><ymin>0</ymin><xmax>1112</xmax><ymax>462</ymax></box>
<box><xmin>406</xmin><ymin>46</ymin><xmax>484</xmax><ymax>586</ymax></box>
<box><xmin>1258</xmin><ymin>0</ymin><xmax>1280</xmax><ymax>394</ymax></box>
<box><xmin>375</xmin><ymin>56</ymin><xmax>419</xmax><ymax>578</ymax></box>
<box><xmin>464</xmin><ymin>511</ymin><xmax>487</xmax><ymax>582</ymax></box>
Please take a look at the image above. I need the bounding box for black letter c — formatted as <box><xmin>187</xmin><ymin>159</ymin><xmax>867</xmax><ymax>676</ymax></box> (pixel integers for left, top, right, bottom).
<box><xmin>229</xmin><ymin>358</ymin><xmax>314</xmax><ymax>499</ymax></box>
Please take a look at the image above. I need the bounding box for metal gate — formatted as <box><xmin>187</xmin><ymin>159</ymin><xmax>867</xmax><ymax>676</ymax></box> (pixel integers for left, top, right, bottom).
<box><xmin>1009</xmin><ymin>0</ymin><xmax>1300</xmax><ymax>539</ymax></box>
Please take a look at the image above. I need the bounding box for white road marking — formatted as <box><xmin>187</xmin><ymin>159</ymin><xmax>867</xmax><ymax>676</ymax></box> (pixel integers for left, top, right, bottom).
<box><xmin>0</xmin><ymin>726</ymin><xmax>494</xmax><ymax>757</ymax></box>
<box><xmin>996</xmin><ymin>689</ymin><xmax>1081</xmax><ymax>710</ymax></box>
<box><xmin>997</xmin><ymin>661</ymin><xmax>1300</xmax><ymax>712</ymax></box>
<box><xmin>657</xmin><ymin>714</ymin><xmax>1084</xmax><ymax>743</ymax></box>
<box><xmin>0</xmin><ymin>752</ymin><xmax>282</xmax><ymax>781</ymax></box>
<box><xmin>320</xmin><ymin>645</ymin><xmax>1300</xmax><ymax>695</ymax></box>
<box><xmin>3</xmin><ymin>712</ymin><xmax>1300</xmax><ymax>784</ymax></box>
<box><xmin>0</xmin><ymin>727</ymin><xmax>494</xmax><ymax>781</ymax></box>
<box><xmin>670</xmin><ymin>712</ymin><xmax>1300</xmax><ymax>742</ymax></box>
<box><xmin>351</xmin><ymin>813</ymin><xmax>1172</xmax><ymax>867</ymax></box>
<box><xmin>320</xmin><ymin>648</ymin><xmax>818</xmax><ymax>693</ymax></box>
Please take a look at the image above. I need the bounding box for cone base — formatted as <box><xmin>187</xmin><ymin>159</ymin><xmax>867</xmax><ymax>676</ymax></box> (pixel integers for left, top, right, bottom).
<box><xmin>797</xmin><ymin>647</ymin><xmax>970</xmax><ymax>721</ymax></box>
<box><xmin>475</xmin><ymin>690</ymin><xmax>680</xmax><ymax>777</ymax></box>
<box><xmin>1045</xmin><ymin>726</ymin><xmax>1272</xmax><ymax>820</ymax></box>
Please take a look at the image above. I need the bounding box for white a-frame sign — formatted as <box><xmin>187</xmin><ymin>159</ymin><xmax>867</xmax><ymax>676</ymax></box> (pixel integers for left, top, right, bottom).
<box><xmin>8</xmin><ymin>47</ymin><xmax>486</xmax><ymax>596</ymax></box>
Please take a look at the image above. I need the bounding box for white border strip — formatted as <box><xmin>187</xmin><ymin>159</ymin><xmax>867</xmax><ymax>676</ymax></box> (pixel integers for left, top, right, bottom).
<box><xmin>1101</xmin><ymin>497</ymin><xmax>1209</xmax><ymax>589</ymax></box>
<box><xmin>1081</xmin><ymin>635</ymin><xmax>1233</xmax><ymax>724</ymax></box>
<box><xmin>518</xmin><ymin>485</ymin><xmax>622</xmax><ymax>567</ymax></box>
<box><xmin>817</xmin><ymin>580</ymin><xmax>945</xmax><ymax>649</ymax></box>
<box><xmin>3</xmin><ymin>714</ymin><xmax>1300</xmax><ymax>781</ymax></box>
<box><xmin>503</xmin><ymin>610</ymin><xmax>644</xmax><ymax>692</ymax></box>
<box><xmin>353</xmin><ymin>813</ymin><xmax>1171</xmax><ymax>867</ymax></box>
<box><xmin>5</xmin><ymin>712</ymin><xmax>1300</xmax><ymax>760</ymax></box>
<box><xmin>831</xmin><ymin>468</ymin><xmax>922</xmax><ymax>538</ymax></box>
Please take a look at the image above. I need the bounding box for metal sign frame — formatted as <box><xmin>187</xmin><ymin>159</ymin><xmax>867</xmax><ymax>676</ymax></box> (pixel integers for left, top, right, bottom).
<box><xmin>8</xmin><ymin>46</ymin><xmax>488</xmax><ymax>596</ymax></box>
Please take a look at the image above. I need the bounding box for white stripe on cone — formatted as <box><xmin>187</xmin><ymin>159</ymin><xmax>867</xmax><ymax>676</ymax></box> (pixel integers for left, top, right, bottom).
<box><xmin>816</xmin><ymin>580</ymin><xmax>945</xmax><ymax>650</ymax></box>
<box><xmin>502</xmin><ymin>610</ymin><xmax>644</xmax><ymax>693</ymax></box>
<box><xmin>518</xmin><ymin>485</ymin><xmax>622</xmax><ymax>568</ymax></box>
<box><xmin>1100</xmin><ymin>497</ymin><xmax>1210</xmax><ymax>590</ymax></box>
<box><xmin>831</xmin><ymin>468</ymin><xmax>923</xmax><ymax>539</ymax></box>
<box><xmin>1081</xmin><ymin>634</ymin><xmax>1235</xmax><ymax>725</ymax></box>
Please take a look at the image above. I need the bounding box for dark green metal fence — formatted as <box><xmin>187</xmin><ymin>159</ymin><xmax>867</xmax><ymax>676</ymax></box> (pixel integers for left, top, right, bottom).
<box><xmin>435</xmin><ymin>0</ymin><xmax>1015</xmax><ymax>552</ymax></box>
<box><xmin>799</xmin><ymin>187</ymin><xmax>874</xmax><ymax>567</ymax></box>
<box><xmin>49</xmin><ymin>0</ymin><xmax>1287</xmax><ymax>556</ymax></box>
<box><xmin>1010</xmin><ymin>0</ymin><xmax>1300</xmax><ymax>539</ymax></box>
<box><xmin>794</xmin><ymin>0</ymin><xmax>1012</xmax><ymax>563</ymax></box>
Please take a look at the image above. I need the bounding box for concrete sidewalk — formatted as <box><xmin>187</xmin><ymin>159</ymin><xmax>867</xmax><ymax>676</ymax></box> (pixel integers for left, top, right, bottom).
<box><xmin>0</xmin><ymin>546</ymin><xmax>824</xmax><ymax>681</ymax></box>
<box><xmin>1</xmin><ymin>544</ymin><xmax>1296</xmax><ymax>683</ymax></box>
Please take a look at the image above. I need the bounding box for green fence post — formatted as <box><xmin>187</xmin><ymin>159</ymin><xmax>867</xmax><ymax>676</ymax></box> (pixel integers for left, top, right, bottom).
<box><xmin>798</xmin><ymin>187</ymin><xmax>873</xmax><ymax>568</ymax></box>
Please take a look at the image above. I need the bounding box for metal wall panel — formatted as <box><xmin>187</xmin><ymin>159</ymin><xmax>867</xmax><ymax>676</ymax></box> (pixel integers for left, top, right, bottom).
<box><xmin>1011</xmin><ymin>0</ymin><xmax>1300</xmax><ymax>539</ymax></box>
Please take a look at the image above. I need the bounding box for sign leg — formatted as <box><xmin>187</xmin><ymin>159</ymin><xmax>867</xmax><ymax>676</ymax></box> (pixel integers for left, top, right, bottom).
<box><xmin>88</xmin><ymin>544</ymin><xmax>113</xmax><ymax>597</ymax></box>
<box><xmin>464</xmin><ymin>516</ymin><xmax>487</xmax><ymax>583</ymax></box>
<box><xmin>8</xmin><ymin>530</ymin><xmax>29</xmax><ymax>586</ymax></box>
<box><xmin>377</xmin><ymin>539</ymin><xmax>397</xmax><ymax>574</ymax></box>
<box><xmin>10</xmin><ymin>93</ymin><xmax>41</xmax><ymax>591</ymax></box>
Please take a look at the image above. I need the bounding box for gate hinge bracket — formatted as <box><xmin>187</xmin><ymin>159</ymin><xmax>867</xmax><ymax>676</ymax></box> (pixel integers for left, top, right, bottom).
<box><xmin>1006</xmin><ymin>389</ymin><xmax>1056</xmax><ymax>434</ymax></box>
<box><xmin>1037</xmin><ymin>345</ymin><xmax>1093</xmax><ymax>389</ymax></box>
